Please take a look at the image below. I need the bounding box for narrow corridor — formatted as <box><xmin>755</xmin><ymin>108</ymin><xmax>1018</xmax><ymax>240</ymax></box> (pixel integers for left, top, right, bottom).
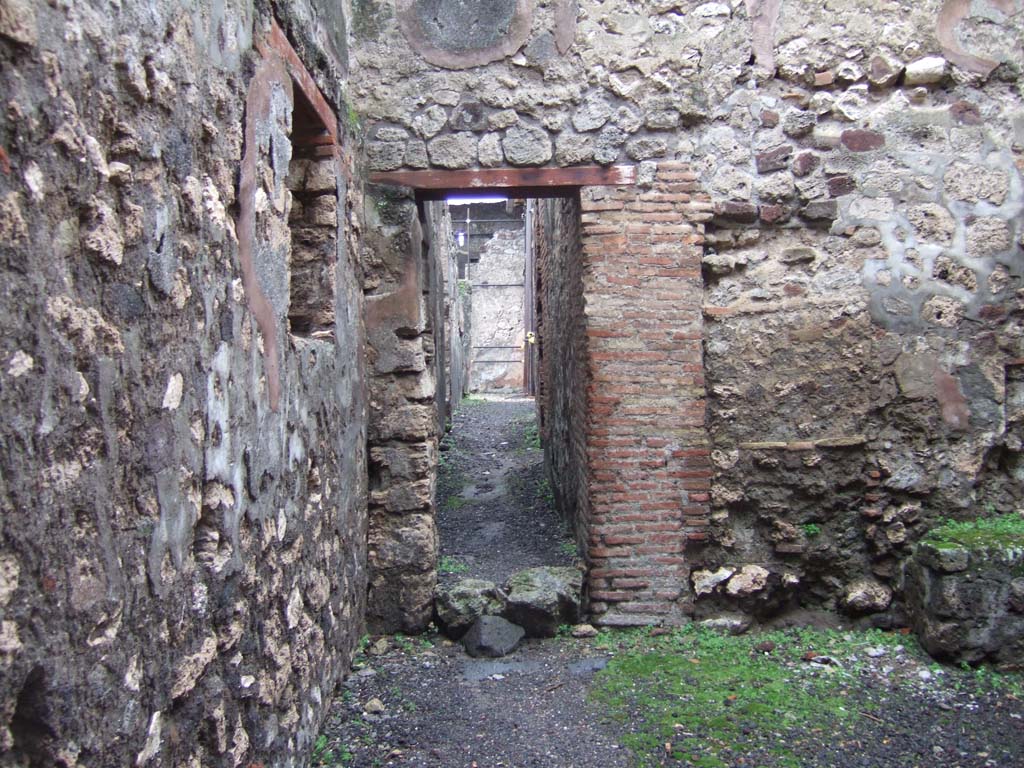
<box><xmin>436</xmin><ymin>395</ymin><xmax>576</xmax><ymax>587</ymax></box>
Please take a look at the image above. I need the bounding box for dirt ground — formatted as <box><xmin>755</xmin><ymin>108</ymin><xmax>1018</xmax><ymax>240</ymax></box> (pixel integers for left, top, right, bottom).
<box><xmin>316</xmin><ymin>397</ymin><xmax>1024</xmax><ymax>768</ymax></box>
<box><xmin>434</xmin><ymin>394</ymin><xmax>576</xmax><ymax>587</ymax></box>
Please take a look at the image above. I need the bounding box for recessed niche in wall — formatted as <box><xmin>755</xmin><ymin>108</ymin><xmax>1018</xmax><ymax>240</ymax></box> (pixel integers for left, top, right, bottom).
<box><xmin>286</xmin><ymin>86</ymin><xmax>338</xmax><ymax>340</ymax></box>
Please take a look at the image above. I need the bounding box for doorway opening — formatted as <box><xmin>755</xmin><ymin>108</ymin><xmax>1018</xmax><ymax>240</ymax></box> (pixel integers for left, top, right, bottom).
<box><xmin>435</xmin><ymin>193</ymin><xmax>574</xmax><ymax>589</ymax></box>
<box><xmin>364</xmin><ymin>164</ymin><xmax>699</xmax><ymax>634</ymax></box>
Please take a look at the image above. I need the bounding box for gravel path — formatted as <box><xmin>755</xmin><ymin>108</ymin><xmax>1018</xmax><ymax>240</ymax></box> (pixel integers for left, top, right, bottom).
<box><xmin>321</xmin><ymin>638</ymin><xmax>631</xmax><ymax>768</ymax></box>
<box><xmin>316</xmin><ymin>397</ymin><xmax>1024</xmax><ymax>768</ymax></box>
<box><xmin>435</xmin><ymin>395</ymin><xmax>576</xmax><ymax>587</ymax></box>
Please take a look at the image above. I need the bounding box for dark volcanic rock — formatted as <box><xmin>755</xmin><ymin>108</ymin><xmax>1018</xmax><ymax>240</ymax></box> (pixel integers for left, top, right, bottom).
<box><xmin>462</xmin><ymin>615</ymin><xmax>526</xmax><ymax>658</ymax></box>
<box><xmin>435</xmin><ymin>579</ymin><xmax>506</xmax><ymax>639</ymax></box>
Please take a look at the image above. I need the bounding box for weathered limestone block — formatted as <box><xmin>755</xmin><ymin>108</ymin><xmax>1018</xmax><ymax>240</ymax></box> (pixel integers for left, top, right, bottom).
<box><xmin>904</xmin><ymin>56</ymin><xmax>948</xmax><ymax>85</ymax></box>
<box><xmin>692</xmin><ymin>566</ymin><xmax>735</xmax><ymax>596</ymax></box>
<box><xmin>435</xmin><ymin>579</ymin><xmax>506</xmax><ymax>639</ymax></box>
<box><xmin>906</xmin><ymin>518</ymin><xmax>1024</xmax><ymax>665</ymax></box>
<box><xmin>943</xmin><ymin>163</ymin><xmax>1009</xmax><ymax>204</ymax></box>
<box><xmin>478</xmin><ymin>133</ymin><xmax>505</xmax><ymax>166</ymax></box>
<box><xmin>555</xmin><ymin>132</ymin><xmax>594</xmax><ymax>165</ymax></box>
<box><xmin>726</xmin><ymin>565</ymin><xmax>770</xmax><ymax>597</ymax></box>
<box><xmin>502</xmin><ymin>124</ymin><xmax>553</xmax><ymax>166</ymax></box>
<box><xmin>427</xmin><ymin>132</ymin><xmax>477</xmax><ymax>168</ymax></box>
<box><xmin>367</xmin><ymin>141</ymin><xmax>407</xmax><ymax>171</ymax></box>
<box><xmin>841</xmin><ymin>579</ymin><xmax>892</xmax><ymax>614</ymax></box>
<box><xmin>502</xmin><ymin>567</ymin><xmax>583</xmax><ymax>637</ymax></box>
<box><xmin>571</xmin><ymin>93</ymin><xmax>612</xmax><ymax>132</ymax></box>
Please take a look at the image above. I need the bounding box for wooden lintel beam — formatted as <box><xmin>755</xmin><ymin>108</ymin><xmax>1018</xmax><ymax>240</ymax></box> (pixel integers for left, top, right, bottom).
<box><xmin>414</xmin><ymin>186</ymin><xmax>581</xmax><ymax>201</ymax></box>
<box><xmin>370</xmin><ymin>165</ymin><xmax>636</xmax><ymax>193</ymax></box>
<box><xmin>258</xmin><ymin>20</ymin><xmax>338</xmax><ymax>143</ymax></box>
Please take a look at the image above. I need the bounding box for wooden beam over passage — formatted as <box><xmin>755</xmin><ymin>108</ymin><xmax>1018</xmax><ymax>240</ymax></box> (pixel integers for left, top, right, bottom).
<box><xmin>369</xmin><ymin>165</ymin><xmax>636</xmax><ymax>198</ymax></box>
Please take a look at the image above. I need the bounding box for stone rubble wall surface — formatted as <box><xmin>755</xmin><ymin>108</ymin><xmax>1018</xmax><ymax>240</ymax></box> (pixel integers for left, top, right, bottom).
<box><xmin>354</xmin><ymin>0</ymin><xmax>1024</xmax><ymax>628</ymax></box>
<box><xmin>905</xmin><ymin>540</ymin><xmax>1024</xmax><ymax>664</ymax></box>
<box><xmin>0</xmin><ymin>2</ymin><xmax>369</xmax><ymax>766</ymax></box>
<box><xmin>363</xmin><ymin>195</ymin><xmax>462</xmax><ymax>633</ymax></box>
<box><xmin>469</xmin><ymin>229</ymin><xmax>527</xmax><ymax>391</ymax></box>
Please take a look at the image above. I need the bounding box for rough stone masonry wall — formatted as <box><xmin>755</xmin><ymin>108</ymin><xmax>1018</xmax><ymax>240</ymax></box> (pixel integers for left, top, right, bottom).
<box><xmin>470</xmin><ymin>228</ymin><xmax>527</xmax><ymax>391</ymax></box>
<box><xmin>353</xmin><ymin>0</ymin><xmax>1024</xmax><ymax>629</ymax></box>
<box><xmin>363</xmin><ymin>193</ymin><xmax>460</xmax><ymax>632</ymax></box>
<box><xmin>0</xmin><ymin>2</ymin><xmax>368</xmax><ymax>766</ymax></box>
<box><xmin>693</xmin><ymin>11</ymin><xmax>1024</xmax><ymax>623</ymax></box>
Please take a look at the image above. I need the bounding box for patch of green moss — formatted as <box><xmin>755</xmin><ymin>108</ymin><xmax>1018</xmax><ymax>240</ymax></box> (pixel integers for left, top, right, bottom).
<box><xmin>922</xmin><ymin>513</ymin><xmax>1024</xmax><ymax>550</ymax></box>
<box><xmin>591</xmin><ymin>626</ymin><xmax>910</xmax><ymax>768</ymax></box>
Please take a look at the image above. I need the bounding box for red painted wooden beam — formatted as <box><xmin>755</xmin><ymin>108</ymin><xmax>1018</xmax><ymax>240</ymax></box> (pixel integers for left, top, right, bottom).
<box><xmin>369</xmin><ymin>165</ymin><xmax>636</xmax><ymax>195</ymax></box>
<box><xmin>257</xmin><ymin>20</ymin><xmax>338</xmax><ymax>143</ymax></box>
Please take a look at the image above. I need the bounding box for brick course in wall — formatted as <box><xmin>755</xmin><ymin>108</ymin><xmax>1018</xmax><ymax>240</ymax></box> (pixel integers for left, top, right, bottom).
<box><xmin>533</xmin><ymin>194</ymin><xmax>590</xmax><ymax>568</ymax></box>
<box><xmin>535</xmin><ymin>163</ymin><xmax>712</xmax><ymax>626</ymax></box>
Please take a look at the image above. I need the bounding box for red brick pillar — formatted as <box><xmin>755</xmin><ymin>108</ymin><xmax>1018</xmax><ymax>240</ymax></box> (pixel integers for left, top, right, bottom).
<box><xmin>580</xmin><ymin>162</ymin><xmax>712</xmax><ymax>626</ymax></box>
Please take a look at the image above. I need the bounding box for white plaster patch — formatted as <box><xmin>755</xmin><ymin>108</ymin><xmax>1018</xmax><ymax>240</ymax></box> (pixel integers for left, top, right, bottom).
<box><xmin>286</xmin><ymin>587</ymin><xmax>304</xmax><ymax>629</ymax></box>
<box><xmin>124</xmin><ymin>653</ymin><xmax>142</xmax><ymax>691</ymax></box>
<box><xmin>0</xmin><ymin>621</ymin><xmax>22</xmax><ymax>653</ymax></box>
<box><xmin>136</xmin><ymin>711</ymin><xmax>163</xmax><ymax>765</ymax></box>
<box><xmin>0</xmin><ymin>555</ymin><xmax>19</xmax><ymax>606</ymax></box>
<box><xmin>170</xmin><ymin>634</ymin><xmax>218</xmax><ymax>699</ymax></box>
<box><xmin>162</xmin><ymin>372</ymin><xmax>184</xmax><ymax>410</ymax></box>
<box><xmin>6</xmin><ymin>350</ymin><xmax>33</xmax><ymax>378</ymax></box>
<box><xmin>73</xmin><ymin>371</ymin><xmax>90</xmax><ymax>402</ymax></box>
<box><xmin>23</xmin><ymin>162</ymin><xmax>44</xmax><ymax>202</ymax></box>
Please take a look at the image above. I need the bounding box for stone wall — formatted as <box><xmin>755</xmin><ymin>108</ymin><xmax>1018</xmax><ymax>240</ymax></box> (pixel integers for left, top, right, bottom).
<box><xmin>355</xmin><ymin>0</ymin><xmax>1024</xmax><ymax>631</ymax></box>
<box><xmin>363</xmin><ymin>189</ymin><xmax>438</xmax><ymax>633</ymax></box>
<box><xmin>696</xmin><ymin>23</ymin><xmax>1024</xmax><ymax>622</ymax></box>
<box><xmin>469</xmin><ymin>228</ymin><xmax>527</xmax><ymax>391</ymax></box>
<box><xmin>906</xmin><ymin>531</ymin><xmax>1024</xmax><ymax>665</ymax></box>
<box><xmin>355</xmin><ymin>0</ymin><xmax>1023</xmax><ymax>177</ymax></box>
<box><xmin>0</xmin><ymin>2</ymin><xmax>368</xmax><ymax>766</ymax></box>
<box><xmin>363</xmin><ymin>193</ymin><xmax>461</xmax><ymax>632</ymax></box>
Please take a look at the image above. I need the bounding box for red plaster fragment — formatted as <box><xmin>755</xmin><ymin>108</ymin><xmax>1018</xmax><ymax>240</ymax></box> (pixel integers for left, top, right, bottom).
<box><xmin>744</xmin><ymin>0</ymin><xmax>782</xmax><ymax>70</ymax></box>
<box><xmin>238</xmin><ymin>56</ymin><xmax>292</xmax><ymax>412</ymax></box>
<box><xmin>933</xmin><ymin>368</ymin><xmax>970</xmax><ymax>430</ymax></box>
<box><xmin>841</xmin><ymin>129</ymin><xmax>885</xmax><ymax>152</ymax></box>
<box><xmin>937</xmin><ymin>0</ymin><xmax>1016</xmax><ymax>76</ymax></box>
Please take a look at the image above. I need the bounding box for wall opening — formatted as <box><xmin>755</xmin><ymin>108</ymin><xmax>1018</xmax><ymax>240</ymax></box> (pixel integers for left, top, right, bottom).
<box><xmin>434</xmin><ymin>190</ymin><xmax>586</xmax><ymax>604</ymax></box>
<box><xmin>365</xmin><ymin>164</ymin><xmax>716</xmax><ymax>633</ymax></box>
<box><xmin>450</xmin><ymin>197</ymin><xmax>530</xmax><ymax>393</ymax></box>
<box><xmin>287</xmin><ymin>87</ymin><xmax>338</xmax><ymax>340</ymax></box>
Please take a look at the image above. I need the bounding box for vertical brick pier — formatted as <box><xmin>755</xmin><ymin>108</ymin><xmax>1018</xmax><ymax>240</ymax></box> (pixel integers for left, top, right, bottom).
<box><xmin>579</xmin><ymin>162</ymin><xmax>712</xmax><ymax>626</ymax></box>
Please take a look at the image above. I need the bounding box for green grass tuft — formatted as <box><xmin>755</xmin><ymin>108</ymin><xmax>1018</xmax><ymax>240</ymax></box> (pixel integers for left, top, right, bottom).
<box><xmin>523</xmin><ymin>422</ymin><xmax>542</xmax><ymax>451</ymax></box>
<box><xmin>922</xmin><ymin>513</ymin><xmax>1024</xmax><ymax>550</ymax></box>
<box><xmin>438</xmin><ymin>555</ymin><xmax>469</xmax><ymax>575</ymax></box>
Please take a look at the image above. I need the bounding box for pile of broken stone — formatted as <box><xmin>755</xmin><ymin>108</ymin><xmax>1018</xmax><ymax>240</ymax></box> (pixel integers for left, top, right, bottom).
<box><xmin>435</xmin><ymin>566</ymin><xmax>585</xmax><ymax>657</ymax></box>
